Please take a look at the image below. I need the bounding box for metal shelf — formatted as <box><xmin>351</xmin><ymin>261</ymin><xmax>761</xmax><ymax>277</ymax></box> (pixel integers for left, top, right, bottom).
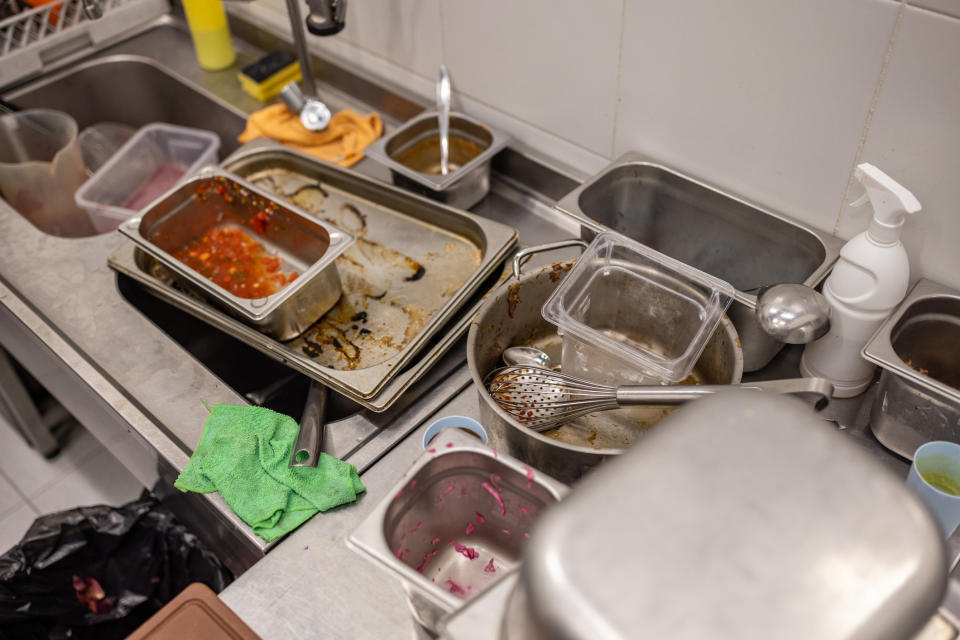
<box><xmin>0</xmin><ymin>0</ymin><xmax>166</xmax><ymax>88</ymax></box>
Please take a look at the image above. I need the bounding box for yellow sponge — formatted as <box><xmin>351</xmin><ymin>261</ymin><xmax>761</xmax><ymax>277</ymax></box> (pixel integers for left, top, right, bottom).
<box><xmin>238</xmin><ymin>52</ymin><xmax>302</xmax><ymax>102</ymax></box>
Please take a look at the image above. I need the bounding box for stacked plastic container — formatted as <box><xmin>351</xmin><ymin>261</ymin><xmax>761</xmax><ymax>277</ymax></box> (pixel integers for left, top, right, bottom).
<box><xmin>75</xmin><ymin>123</ymin><xmax>219</xmax><ymax>233</ymax></box>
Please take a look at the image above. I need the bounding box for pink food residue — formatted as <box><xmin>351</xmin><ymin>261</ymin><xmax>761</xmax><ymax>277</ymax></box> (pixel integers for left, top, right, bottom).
<box><xmin>484</xmin><ymin>558</ymin><xmax>496</xmax><ymax>573</ymax></box>
<box><xmin>475</xmin><ymin>512</ymin><xmax>485</xmax><ymax>524</ymax></box>
<box><xmin>395</xmin><ymin>546</ymin><xmax>406</xmax><ymax>561</ymax></box>
<box><xmin>417</xmin><ymin>550</ymin><xmax>438</xmax><ymax>573</ymax></box>
<box><xmin>523</xmin><ymin>532</ymin><xmax>530</xmax><ymax>539</ymax></box>
<box><xmin>446</xmin><ymin>578</ymin><xmax>467</xmax><ymax>596</ymax></box>
<box><xmin>411</xmin><ymin>521</ymin><xmax>423</xmax><ymax>534</ymax></box>
<box><xmin>437</xmin><ymin>484</ymin><xmax>455</xmax><ymax>502</ymax></box>
<box><xmin>519</xmin><ymin>507</ymin><xmax>528</xmax><ymax>514</ymax></box>
<box><xmin>428</xmin><ymin>448</ymin><xmax>436</xmax><ymax>454</ymax></box>
<box><xmin>524</xmin><ymin>466</ymin><xmax>534</xmax><ymax>489</ymax></box>
<box><xmin>461</xmin><ymin>488</ymin><xmax>467</xmax><ymax>495</ymax></box>
<box><xmin>489</xmin><ymin>474</ymin><xmax>502</xmax><ymax>491</ymax></box>
<box><xmin>446</xmin><ymin>442</ymin><xmax>453</xmax><ymax>448</ymax></box>
<box><xmin>409</xmin><ymin>479</ymin><xmax>417</xmax><ymax>489</ymax></box>
<box><xmin>450</xmin><ymin>540</ymin><xmax>479</xmax><ymax>560</ymax></box>
<box><xmin>465</xmin><ymin>523</ymin><xmax>476</xmax><ymax>535</ymax></box>
<box><xmin>492</xmin><ymin>447</ymin><xmax>498</xmax><ymax>458</ymax></box>
<box><xmin>431</xmin><ymin>537</ymin><xmax>441</xmax><ymax>546</ymax></box>
<box><xmin>395</xmin><ymin>489</ymin><xmax>403</xmax><ymax>499</ymax></box>
<box><xmin>481</xmin><ymin>482</ymin><xmax>506</xmax><ymax>517</ymax></box>
<box><xmin>503</xmin><ymin>529</ymin><xmax>511</xmax><ymax>535</ymax></box>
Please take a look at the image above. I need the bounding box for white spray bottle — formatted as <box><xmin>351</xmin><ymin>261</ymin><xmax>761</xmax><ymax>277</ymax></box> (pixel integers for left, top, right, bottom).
<box><xmin>800</xmin><ymin>163</ymin><xmax>921</xmax><ymax>397</ymax></box>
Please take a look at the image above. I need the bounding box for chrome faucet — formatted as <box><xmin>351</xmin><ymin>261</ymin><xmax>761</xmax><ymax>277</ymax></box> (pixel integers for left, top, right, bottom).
<box><xmin>281</xmin><ymin>0</ymin><xmax>347</xmax><ymax>98</ymax></box>
<box><xmin>81</xmin><ymin>0</ymin><xmax>344</xmax><ymax>128</ymax></box>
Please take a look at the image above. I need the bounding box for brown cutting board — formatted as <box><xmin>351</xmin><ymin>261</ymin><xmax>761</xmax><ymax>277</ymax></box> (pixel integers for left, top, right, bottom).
<box><xmin>127</xmin><ymin>582</ymin><xmax>260</xmax><ymax>640</ymax></box>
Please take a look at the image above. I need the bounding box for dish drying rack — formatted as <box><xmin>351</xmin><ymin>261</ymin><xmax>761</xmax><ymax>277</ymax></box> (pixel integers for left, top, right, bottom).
<box><xmin>0</xmin><ymin>0</ymin><xmax>165</xmax><ymax>89</ymax></box>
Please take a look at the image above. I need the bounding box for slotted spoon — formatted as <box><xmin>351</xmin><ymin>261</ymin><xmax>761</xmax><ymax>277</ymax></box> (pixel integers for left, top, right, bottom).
<box><xmin>485</xmin><ymin>366</ymin><xmax>833</xmax><ymax>432</ymax></box>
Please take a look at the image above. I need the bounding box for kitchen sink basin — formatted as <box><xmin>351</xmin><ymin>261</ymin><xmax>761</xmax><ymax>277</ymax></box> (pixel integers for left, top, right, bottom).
<box><xmin>4</xmin><ymin>55</ymin><xmax>247</xmax><ymax>238</ymax></box>
<box><xmin>9</xmin><ymin>55</ymin><xmax>246</xmax><ymax>155</ymax></box>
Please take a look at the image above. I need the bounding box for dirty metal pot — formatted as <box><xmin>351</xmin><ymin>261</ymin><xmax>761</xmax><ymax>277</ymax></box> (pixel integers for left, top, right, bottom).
<box><xmin>467</xmin><ymin>247</ymin><xmax>744</xmax><ymax>484</ymax></box>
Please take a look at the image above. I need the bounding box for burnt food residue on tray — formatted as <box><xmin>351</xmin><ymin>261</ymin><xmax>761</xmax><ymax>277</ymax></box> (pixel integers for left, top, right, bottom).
<box><xmin>245</xmin><ymin>168</ymin><xmax>482</xmax><ymax>370</ymax></box>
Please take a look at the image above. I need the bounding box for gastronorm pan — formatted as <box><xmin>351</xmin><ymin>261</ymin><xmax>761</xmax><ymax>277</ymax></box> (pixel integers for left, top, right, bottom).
<box><xmin>555</xmin><ymin>151</ymin><xmax>844</xmax><ymax>371</ymax></box>
<box><xmin>364</xmin><ymin>111</ymin><xmax>510</xmax><ymax>210</ymax></box>
<box><xmin>862</xmin><ymin>279</ymin><xmax>960</xmax><ymax>459</ymax></box>
<box><xmin>348</xmin><ymin>429</ymin><xmax>566</xmax><ymax>632</ymax></box>
<box><xmin>118</xmin><ymin>170</ymin><xmax>354</xmax><ymax>340</ymax></box>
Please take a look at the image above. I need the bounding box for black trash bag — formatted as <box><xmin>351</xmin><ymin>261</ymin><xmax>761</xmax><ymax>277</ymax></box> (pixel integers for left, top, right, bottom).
<box><xmin>0</xmin><ymin>498</ymin><xmax>232</xmax><ymax>640</ymax></box>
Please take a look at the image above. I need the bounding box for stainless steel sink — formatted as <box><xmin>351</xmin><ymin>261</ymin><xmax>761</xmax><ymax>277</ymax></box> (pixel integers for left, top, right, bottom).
<box><xmin>556</xmin><ymin>152</ymin><xmax>843</xmax><ymax>371</ymax></box>
<box><xmin>9</xmin><ymin>55</ymin><xmax>247</xmax><ymax>156</ymax></box>
<box><xmin>3</xmin><ymin>54</ymin><xmax>248</xmax><ymax>238</ymax></box>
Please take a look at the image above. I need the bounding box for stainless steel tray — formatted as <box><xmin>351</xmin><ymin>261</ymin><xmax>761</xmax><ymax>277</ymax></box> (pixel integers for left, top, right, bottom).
<box><xmin>108</xmin><ymin>144</ymin><xmax>517</xmax><ymax>407</ymax></box>
<box><xmin>108</xmin><ymin>243</ymin><xmax>509</xmax><ymax>412</ymax></box>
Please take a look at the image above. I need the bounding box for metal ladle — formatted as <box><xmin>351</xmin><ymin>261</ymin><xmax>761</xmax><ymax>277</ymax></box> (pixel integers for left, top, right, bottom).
<box><xmin>436</xmin><ymin>64</ymin><xmax>451</xmax><ymax>175</ymax></box>
<box><xmin>754</xmin><ymin>284</ymin><xmax>831</xmax><ymax>344</ymax></box>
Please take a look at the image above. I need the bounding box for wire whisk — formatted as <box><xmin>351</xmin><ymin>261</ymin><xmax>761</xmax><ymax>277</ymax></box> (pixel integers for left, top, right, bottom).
<box><xmin>484</xmin><ymin>365</ymin><xmax>833</xmax><ymax>432</ymax></box>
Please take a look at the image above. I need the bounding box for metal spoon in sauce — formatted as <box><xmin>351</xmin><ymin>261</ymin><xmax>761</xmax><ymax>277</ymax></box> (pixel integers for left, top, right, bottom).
<box><xmin>436</xmin><ymin>64</ymin><xmax>451</xmax><ymax>176</ymax></box>
<box><xmin>502</xmin><ymin>346</ymin><xmax>557</xmax><ymax>370</ymax></box>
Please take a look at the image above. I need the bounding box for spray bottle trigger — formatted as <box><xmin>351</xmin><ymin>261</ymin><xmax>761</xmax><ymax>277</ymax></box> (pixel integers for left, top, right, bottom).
<box><xmin>851</xmin><ymin>190</ymin><xmax>870</xmax><ymax>207</ymax></box>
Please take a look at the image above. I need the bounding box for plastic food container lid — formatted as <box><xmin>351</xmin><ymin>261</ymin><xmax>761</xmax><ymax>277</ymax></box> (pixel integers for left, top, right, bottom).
<box><xmin>75</xmin><ymin>122</ymin><xmax>220</xmax><ymax>233</ymax></box>
<box><xmin>542</xmin><ymin>231</ymin><xmax>735</xmax><ymax>383</ymax></box>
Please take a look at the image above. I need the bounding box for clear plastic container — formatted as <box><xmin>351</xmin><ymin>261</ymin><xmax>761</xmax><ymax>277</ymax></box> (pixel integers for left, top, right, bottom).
<box><xmin>542</xmin><ymin>231</ymin><xmax>735</xmax><ymax>385</ymax></box>
<box><xmin>0</xmin><ymin>109</ymin><xmax>96</xmax><ymax>237</ymax></box>
<box><xmin>75</xmin><ymin>123</ymin><xmax>220</xmax><ymax>233</ymax></box>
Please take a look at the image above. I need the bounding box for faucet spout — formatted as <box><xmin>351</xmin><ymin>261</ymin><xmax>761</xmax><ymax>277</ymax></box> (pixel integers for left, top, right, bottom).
<box><xmin>305</xmin><ymin>0</ymin><xmax>347</xmax><ymax>36</ymax></box>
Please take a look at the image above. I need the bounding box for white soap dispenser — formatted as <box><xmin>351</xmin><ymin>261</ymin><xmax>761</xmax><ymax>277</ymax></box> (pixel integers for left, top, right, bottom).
<box><xmin>800</xmin><ymin>163</ymin><xmax>921</xmax><ymax>397</ymax></box>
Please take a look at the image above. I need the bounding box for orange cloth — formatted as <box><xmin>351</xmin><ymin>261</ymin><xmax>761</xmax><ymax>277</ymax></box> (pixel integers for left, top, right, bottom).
<box><xmin>238</xmin><ymin>104</ymin><xmax>383</xmax><ymax>167</ymax></box>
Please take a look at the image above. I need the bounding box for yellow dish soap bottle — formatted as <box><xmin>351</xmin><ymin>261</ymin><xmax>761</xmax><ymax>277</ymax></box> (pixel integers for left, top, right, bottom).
<box><xmin>182</xmin><ymin>0</ymin><xmax>236</xmax><ymax>71</ymax></box>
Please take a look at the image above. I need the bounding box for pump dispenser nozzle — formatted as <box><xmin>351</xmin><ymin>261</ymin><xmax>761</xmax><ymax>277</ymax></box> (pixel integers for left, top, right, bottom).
<box><xmin>850</xmin><ymin>163</ymin><xmax>921</xmax><ymax>245</ymax></box>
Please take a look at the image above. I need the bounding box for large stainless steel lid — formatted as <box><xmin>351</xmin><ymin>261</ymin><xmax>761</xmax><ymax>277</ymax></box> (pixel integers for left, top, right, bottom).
<box><xmin>520</xmin><ymin>391</ymin><xmax>947</xmax><ymax>640</ymax></box>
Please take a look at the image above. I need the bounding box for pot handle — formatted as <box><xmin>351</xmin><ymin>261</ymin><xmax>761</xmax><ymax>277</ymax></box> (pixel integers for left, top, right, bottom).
<box><xmin>512</xmin><ymin>239</ymin><xmax>588</xmax><ymax>280</ymax></box>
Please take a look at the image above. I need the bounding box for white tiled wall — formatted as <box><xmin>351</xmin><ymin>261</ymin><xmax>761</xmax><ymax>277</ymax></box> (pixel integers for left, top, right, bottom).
<box><xmin>232</xmin><ymin>0</ymin><xmax>960</xmax><ymax>289</ymax></box>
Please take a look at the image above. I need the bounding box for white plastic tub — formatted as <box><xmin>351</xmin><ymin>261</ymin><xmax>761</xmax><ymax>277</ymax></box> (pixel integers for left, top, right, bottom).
<box><xmin>75</xmin><ymin>123</ymin><xmax>219</xmax><ymax>233</ymax></box>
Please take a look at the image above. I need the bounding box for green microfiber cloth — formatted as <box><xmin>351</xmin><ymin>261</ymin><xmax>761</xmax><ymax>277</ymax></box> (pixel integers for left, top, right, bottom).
<box><xmin>175</xmin><ymin>404</ymin><xmax>365</xmax><ymax>542</ymax></box>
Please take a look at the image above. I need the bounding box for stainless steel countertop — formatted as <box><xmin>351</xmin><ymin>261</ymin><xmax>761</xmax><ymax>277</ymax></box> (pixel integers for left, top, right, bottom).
<box><xmin>0</xmin><ymin>17</ymin><xmax>580</xmax><ymax>561</ymax></box>
<box><xmin>1</xmin><ymin>12</ymin><xmax>940</xmax><ymax>640</ymax></box>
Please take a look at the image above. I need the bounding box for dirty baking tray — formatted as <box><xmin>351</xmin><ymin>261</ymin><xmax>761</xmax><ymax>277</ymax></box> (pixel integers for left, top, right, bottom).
<box><xmin>108</xmin><ymin>244</ymin><xmax>507</xmax><ymax>412</ymax></box>
<box><xmin>109</xmin><ymin>144</ymin><xmax>517</xmax><ymax>407</ymax></box>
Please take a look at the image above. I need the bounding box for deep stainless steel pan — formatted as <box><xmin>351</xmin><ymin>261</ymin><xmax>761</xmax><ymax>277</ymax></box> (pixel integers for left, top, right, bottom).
<box><xmin>467</xmin><ymin>243</ymin><xmax>743</xmax><ymax>484</ymax></box>
<box><xmin>555</xmin><ymin>152</ymin><xmax>843</xmax><ymax>372</ymax></box>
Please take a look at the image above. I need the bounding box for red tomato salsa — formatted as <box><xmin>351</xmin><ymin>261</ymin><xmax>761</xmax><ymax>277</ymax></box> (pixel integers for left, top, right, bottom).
<box><xmin>172</xmin><ymin>226</ymin><xmax>298</xmax><ymax>299</ymax></box>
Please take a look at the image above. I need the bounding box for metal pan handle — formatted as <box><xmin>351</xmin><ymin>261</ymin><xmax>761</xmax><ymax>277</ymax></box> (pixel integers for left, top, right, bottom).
<box><xmin>290</xmin><ymin>380</ymin><xmax>329</xmax><ymax>468</ymax></box>
<box><xmin>512</xmin><ymin>239</ymin><xmax>588</xmax><ymax>280</ymax></box>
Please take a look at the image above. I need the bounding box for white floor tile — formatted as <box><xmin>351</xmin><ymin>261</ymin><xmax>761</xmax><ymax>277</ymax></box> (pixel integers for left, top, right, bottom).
<box><xmin>0</xmin><ymin>472</ymin><xmax>22</xmax><ymax>517</ymax></box>
<box><xmin>0</xmin><ymin>415</ymin><xmax>104</xmax><ymax>499</ymax></box>
<box><xmin>31</xmin><ymin>447</ymin><xmax>144</xmax><ymax>515</ymax></box>
<box><xmin>0</xmin><ymin>502</ymin><xmax>39</xmax><ymax>555</ymax></box>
